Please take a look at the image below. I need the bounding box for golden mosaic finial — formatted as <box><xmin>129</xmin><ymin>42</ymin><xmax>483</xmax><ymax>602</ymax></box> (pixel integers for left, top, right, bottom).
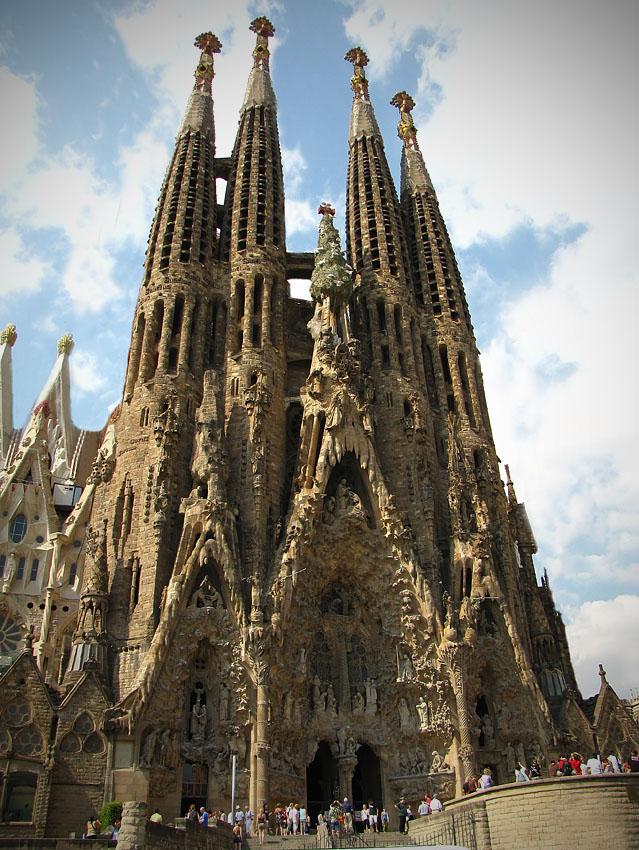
<box><xmin>345</xmin><ymin>47</ymin><xmax>370</xmax><ymax>99</ymax></box>
<box><xmin>250</xmin><ymin>17</ymin><xmax>275</xmax><ymax>71</ymax></box>
<box><xmin>1</xmin><ymin>324</ymin><xmax>17</xmax><ymax>346</ymax></box>
<box><xmin>57</xmin><ymin>333</ymin><xmax>74</xmax><ymax>355</ymax></box>
<box><xmin>391</xmin><ymin>91</ymin><xmax>419</xmax><ymax>150</ymax></box>
<box><xmin>193</xmin><ymin>32</ymin><xmax>222</xmax><ymax>92</ymax></box>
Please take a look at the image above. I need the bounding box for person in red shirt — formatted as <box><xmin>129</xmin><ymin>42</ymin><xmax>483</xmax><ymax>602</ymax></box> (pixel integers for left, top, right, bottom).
<box><xmin>569</xmin><ymin>752</ymin><xmax>583</xmax><ymax>775</ymax></box>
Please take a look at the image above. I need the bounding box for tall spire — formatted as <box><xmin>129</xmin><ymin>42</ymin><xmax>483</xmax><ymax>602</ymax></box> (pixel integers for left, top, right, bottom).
<box><xmin>391</xmin><ymin>91</ymin><xmax>434</xmax><ymax>195</ymax></box>
<box><xmin>392</xmin><ymin>90</ymin><xmax>474</xmax><ymax>334</ymax></box>
<box><xmin>222</xmin><ymin>16</ymin><xmax>284</xmax><ymax>256</ymax></box>
<box><xmin>179</xmin><ymin>32</ymin><xmax>221</xmax><ymax>135</ymax></box>
<box><xmin>345</xmin><ymin>47</ymin><xmax>381</xmax><ymax>143</ymax></box>
<box><xmin>344</xmin><ymin>48</ymin><xmax>409</xmax><ymax>281</ymax></box>
<box><xmin>242</xmin><ymin>16</ymin><xmax>277</xmax><ymax>110</ymax></box>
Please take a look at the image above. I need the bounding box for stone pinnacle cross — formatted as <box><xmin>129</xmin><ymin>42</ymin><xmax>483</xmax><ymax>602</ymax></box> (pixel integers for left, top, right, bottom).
<box><xmin>250</xmin><ymin>16</ymin><xmax>275</xmax><ymax>70</ymax></box>
<box><xmin>391</xmin><ymin>90</ymin><xmax>420</xmax><ymax>151</ymax></box>
<box><xmin>193</xmin><ymin>32</ymin><xmax>222</xmax><ymax>93</ymax></box>
<box><xmin>345</xmin><ymin>46</ymin><xmax>370</xmax><ymax>99</ymax></box>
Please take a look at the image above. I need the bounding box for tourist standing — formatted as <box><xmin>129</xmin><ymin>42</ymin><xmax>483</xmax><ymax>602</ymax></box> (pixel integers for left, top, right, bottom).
<box><xmin>257</xmin><ymin>806</ymin><xmax>268</xmax><ymax>845</ymax></box>
<box><xmin>342</xmin><ymin>797</ymin><xmax>353</xmax><ymax>834</ymax></box>
<box><xmin>395</xmin><ymin>797</ymin><xmax>408</xmax><ymax>833</ymax></box>
<box><xmin>380</xmin><ymin>808</ymin><xmax>389</xmax><ymax>831</ymax></box>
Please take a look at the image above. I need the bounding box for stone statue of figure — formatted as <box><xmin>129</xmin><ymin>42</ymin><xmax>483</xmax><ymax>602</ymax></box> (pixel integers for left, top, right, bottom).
<box><xmin>190</xmin><ymin>695</ymin><xmax>207</xmax><ymax>738</ymax></box>
<box><xmin>397</xmin><ymin>646</ymin><xmax>414</xmax><ymax>681</ymax></box>
<box><xmin>284</xmin><ymin>692</ymin><xmax>293</xmax><ymax>720</ymax></box>
<box><xmin>326</xmin><ymin>684</ymin><xmax>337</xmax><ymax>716</ymax></box>
<box><xmin>2</xmin><ymin>553</ymin><xmax>16</xmax><ymax>592</ymax></box>
<box><xmin>430</xmin><ymin>750</ymin><xmax>444</xmax><ymax>772</ymax></box>
<box><xmin>416</xmin><ymin>697</ymin><xmax>429</xmax><ymax>729</ymax></box>
<box><xmin>141</xmin><ymin>729</ymin><xmax>157</xmax><ymax>767</ymax></box>
<box><xmin>312</xmin><ymin>675</ymin><xmax>321</xmax><ymax>706</ymax></box>
<box><xmin>352</xmin><ymin>691</ymin><xmax>365</xmax><ymax>714</ymax></box>
<box><xmin>481</xmin><ymin>714</ymin><xmax>495</xmax><ymax>748</ymax></box>
<box><xmin>219</xmin><ymin>683</ymin><xmax>230</xmax><ymax>721</ymax></box>
<box><xmin>398</xmin><ymin>697</ymin><xmax>411</xmax><ymax>729</ymax></box>
<box><xmin>292</xmin><ymin>699</ymin><xmax>302</xmax><ymax>727</ymax></box>
<box><xmin>365</xmin><ymin>679</ymin><xmax>378</xmax><ymax>714</ymax></box>
<box><xmin>191</xmin><ymin>576</ymin><xmax>222</xmax><ymax>608</ymax></box>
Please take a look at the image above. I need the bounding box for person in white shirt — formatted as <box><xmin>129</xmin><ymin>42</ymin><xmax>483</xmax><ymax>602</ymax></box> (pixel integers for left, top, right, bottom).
<box><xmin>417</xmin><ymin>800</ymin><xmax>431</xmax><ymax>816</ymax></box>
<box><xmin>608</xmin><ymin>754</ymin><xmax>622</xmax><ymax>773</ymax></box>
<box><xmin>479</xmin><ymin>768</ymin><xmax>494</xmax><ymax>789</ymax></box>
<box><xmin>586</xmin><ymin>755</ymin><xmax>602</xmax><ymax>774</ymax></box>
<box><xmin>430</xmin><ymin>795</ymin><xmax>443</xmax><ymax>813</ymax></box>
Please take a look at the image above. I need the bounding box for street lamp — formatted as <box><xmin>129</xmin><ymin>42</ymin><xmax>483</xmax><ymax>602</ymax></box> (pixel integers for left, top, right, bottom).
<box><xmin>231</xmin><ymin>744</ymin><xmax>238</xmax><ymax>820</ymax></box>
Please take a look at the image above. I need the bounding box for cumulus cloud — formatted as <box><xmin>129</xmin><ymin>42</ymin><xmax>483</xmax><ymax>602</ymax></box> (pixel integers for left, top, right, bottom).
<box><xmin>70</xmin><ymin>349</ymin><xmax>110</xmax><ymax>395</ymax></box>
<box><xmin>0</xmin><ymin>227</ymin><xmax>50</xmax><ymax>299</ymax></box>
<box><xmin>113</xmin><ymin>0</ymin><xmax>281</xmax><ymax>156</ymax></box>
<box><xmin>565</xmin><ymin>596</ymin><xmax>639</xmax><ymax>699</ymax></box>
<box><xmin>0</xmin><ymin>67</ymin><xmax>40</xmax><ymax>189</ymax></box>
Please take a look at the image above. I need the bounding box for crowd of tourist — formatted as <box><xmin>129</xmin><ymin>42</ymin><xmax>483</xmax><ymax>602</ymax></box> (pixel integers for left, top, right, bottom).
<box><xmin>126</xmin><ymin>749</ymin><xmax>639</xmax><ymax>840</ymax></box>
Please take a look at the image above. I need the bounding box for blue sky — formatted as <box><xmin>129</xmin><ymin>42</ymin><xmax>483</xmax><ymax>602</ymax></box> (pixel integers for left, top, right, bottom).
<box><xmin>1</xmin><ymin>0</ymin><xmax>637</xmax><ymax>699</ymax></box>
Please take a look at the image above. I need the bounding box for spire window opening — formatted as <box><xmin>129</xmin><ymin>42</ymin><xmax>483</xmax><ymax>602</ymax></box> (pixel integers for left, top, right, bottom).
<box><xmin>458</xmin><ymin>351</ymin><xmax>476</xmax><ymax>428</ymax></box>
<box><xmin>254</xmin><ymin>275</ymin><xmax>264</xmax><ymax>315</ymax></box>
<box><xmin>172</xmin><ymin>294</ymin><xmax>184</xmax><ymax>337</ymax></box>
<box><xmin>381</xmin><ymin>344</ymin><xmax>390</xmax><ymax>370</ymax></box>
<box><xmin>208</xmin><ymin>301</ymin><xmax>218</xmax><ymax>367</ymax></box>
<box><xmin>376</xmin><ymin>300</ymin><xmax>387</xmax><ymax>335</ymax></box>
<box><xmin>269</xmin><ymin>281</ymin><xmax>279</xmax><ymax>343</ymax></box>
<box><xmin>252</xmin><ymin>323</ymin><xmax>261</xmax><ymax>347</ymax></box>
<box><xmin>422</xmin><ymin>340</ymin><xmax>439</xmax><ymax>411</ymax></box>
<box><xmin>393</xmin><ymin>305</ymin><xmax>403</xmax><ymax>342</ymax></box>
<box><xmin>185</xmin><ymin>299</ymin><xmax>198</xmax><ymax>371</ymax></box>
<box><xmin>29</xmin><ymin>559</ymin><xmax>39</xmax><ymax>583</ymax></box>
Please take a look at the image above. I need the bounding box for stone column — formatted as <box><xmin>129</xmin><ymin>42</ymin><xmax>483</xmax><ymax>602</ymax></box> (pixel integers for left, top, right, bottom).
<box><xmin>178</xmin><ymin>298</ymin><xmax>195</xmax><ymax>369</ymax></box>
<box><xmin>157</xmin><ymin>299</ymin><xmax>175</xmax><ymax>373</ymax></box>
<box><xmin>117</xmin><ymin>801</ymin><xmax>148</xmax><ymax>850</ymax></box>
<box><xmin>254</xmin><ymin>676</ymin><xmax>270</xmax><ymax>812</ymax></box>
<box><xmin>439</xmin><ymin>641</ymin><xmax>475</xmax><ymax>783</ymax></box>
<box><xmin>262</xmin><ymin>279</ymin><xmax>272</xmax><ymax>345</ymax></box>
<box><xmin>124</xmin><ymin>313</ymin><xmax>145</xmax><ymax>399</ymax></box>
<box><xmin>337</xmin><ymin>755</ymin><xmax>357</xmax><ymax>811</ymax></box>
<box><xmin>305</xmin><ymin>414</ymin><xmax>322</xmax><ymax>487</ymax></box>
<box><xmin>244</xmin><ymin>280</ymin><xmax>255</xmax><ymax>349</ymax></box>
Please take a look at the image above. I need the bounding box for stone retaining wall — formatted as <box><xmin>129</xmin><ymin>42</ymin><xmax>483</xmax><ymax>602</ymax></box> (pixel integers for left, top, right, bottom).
<box><xmin>408</xmin><ymin>774</ymin><xmax>639</xmax><ymax>850</ymax></box>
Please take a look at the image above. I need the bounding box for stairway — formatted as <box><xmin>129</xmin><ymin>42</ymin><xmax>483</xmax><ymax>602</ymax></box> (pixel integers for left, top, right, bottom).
<box><xmin>242</xmin><ymin>831</ymin><xmax>415</xmax><ymax>850</ymax></box>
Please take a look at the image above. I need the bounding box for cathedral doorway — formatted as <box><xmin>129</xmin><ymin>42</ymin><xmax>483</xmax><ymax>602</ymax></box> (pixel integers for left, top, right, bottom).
<box><xmin>352</xmin><ymin>744</ymin><xmax>382</xmax><ymax>819</ymax></box>
<box><xmin>306</xmin><ymin>741</ymin><xmax>338</xmax><ymax>827</ymax></box>
<box><xmin>180</xmin><ymin>762</ymin><xmax>208</xmax><ymax>816</ymax></box>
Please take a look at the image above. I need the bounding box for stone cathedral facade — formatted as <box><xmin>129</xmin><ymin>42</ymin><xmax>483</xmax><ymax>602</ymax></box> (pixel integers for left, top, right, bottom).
<box><xmin>0</xmin><ymin>19</ymin><xmax>637</xmax><ymax>839</ymax></box>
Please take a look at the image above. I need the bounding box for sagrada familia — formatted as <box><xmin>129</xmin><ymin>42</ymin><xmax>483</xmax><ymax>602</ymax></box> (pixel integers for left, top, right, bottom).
<box><xmin>0</xmin><ymin>18</ymin><xmax>637</xmax><ymax>838</ymax></box>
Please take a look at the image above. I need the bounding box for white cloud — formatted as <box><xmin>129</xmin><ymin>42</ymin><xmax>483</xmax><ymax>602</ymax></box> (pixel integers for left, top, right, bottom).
<box><xmin>565</xmin><ymin>595</ymin><xmax>639</xmax><ymax>699</ymax></box>
<box><xmin>70</xmin><ymin>349</ymin><xmax>110</xmax><ymax>395</ymax></box>
<box><xmin>0</xmin><ymin>226</ymin><xmax>50</xmax><ymax>299</ymax></box>
<box><xmin>282</xmin><ymin>145</ymin><xmax>307</xmax><ymax>194</ymax></box>
<box><xmin>0</xmin><ymin>67</ymin><xmax>39</xmax><ymax>189</ymax></box>
<box><xmin>112</xmin><ymin>0</ymin><xmax>281</xmax><ymax>156</ymax></box>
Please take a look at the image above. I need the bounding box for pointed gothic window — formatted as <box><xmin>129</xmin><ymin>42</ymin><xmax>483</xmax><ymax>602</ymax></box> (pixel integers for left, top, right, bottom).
<box><xmin>9</xmin><ymin>514</ymin><xmax>27</xmax><ymax>543</ymax></box>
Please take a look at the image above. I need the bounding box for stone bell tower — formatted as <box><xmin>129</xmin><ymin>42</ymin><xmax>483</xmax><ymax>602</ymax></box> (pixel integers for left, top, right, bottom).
<box><xmin>86</xmin><ymin>31</ymin><xmax>227</xmax><ymax>692</ymax></box>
